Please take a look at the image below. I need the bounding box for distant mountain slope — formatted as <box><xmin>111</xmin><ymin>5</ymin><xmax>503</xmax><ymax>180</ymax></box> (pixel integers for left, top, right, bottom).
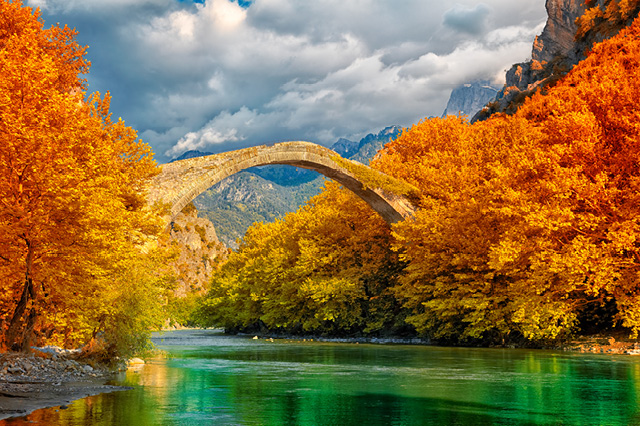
<box><xmin>247</xmin><ymin>165</ymin><xmax>319</xmax><ymax>186</ymax></box>
<box><xmin>193</xmin><ymin>174</ymin><xmax>324</xmax><ymax>247</ymax></box>
<box><xmin>442</xmin><ymin>81</ymin><xmax>501</xmax><ymax>119</ymax></box>
<box><xmin>332</xmin><ymin>137</ymin><xmax>360</xmax><ymax>157</ymax></box>
<box><xmin>182</xmin><ymin>126</ymin><xmax>400</xmax><ymax>247</ymax></box>
<box><xmin>350</xmin><ymin>126</ymin><xmax>400</xmax><ymax>163</ymax></box>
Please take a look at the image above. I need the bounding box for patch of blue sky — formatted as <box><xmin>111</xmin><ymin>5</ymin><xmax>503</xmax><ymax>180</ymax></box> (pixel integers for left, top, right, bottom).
<box><xmin>177</xmin><ymin>0</ymin><xmax>252</xmax><ymax>6</ymax></box>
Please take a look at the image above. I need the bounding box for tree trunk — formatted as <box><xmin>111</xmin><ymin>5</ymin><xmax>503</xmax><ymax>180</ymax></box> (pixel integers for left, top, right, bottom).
<box><xmin>6</xmin><ymin>239</ymin><xmax>36</xmax><ymax>351</ymax></box>
<box><xmin>20</xmin><ymin>307</ymin><xmax>37</xmax><ymax>351</ymax></box>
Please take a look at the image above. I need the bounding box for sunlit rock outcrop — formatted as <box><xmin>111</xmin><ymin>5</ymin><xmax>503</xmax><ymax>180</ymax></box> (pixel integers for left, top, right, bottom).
<box><xmin>168</xmin><ymin>205</ymin><xmax>227</xmax><ymax>296</ymax></box>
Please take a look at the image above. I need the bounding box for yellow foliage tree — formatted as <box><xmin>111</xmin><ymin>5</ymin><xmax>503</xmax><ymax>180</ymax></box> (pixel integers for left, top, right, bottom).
<box><xmin>201</xmin><ymin>4</ymin><xmax>640</xmax><ymax>346</ymax></box>
<box><xmin>198</xmin><ymin>182</ymin><xmax>405</xmax><ymax>336</ymax></box>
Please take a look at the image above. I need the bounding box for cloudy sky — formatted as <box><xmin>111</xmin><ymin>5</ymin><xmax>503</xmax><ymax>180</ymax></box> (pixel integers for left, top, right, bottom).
<box><xmin>29</xmin><ymin>0</ymin><xmax>547</xmax><ymax>163</ymax></box>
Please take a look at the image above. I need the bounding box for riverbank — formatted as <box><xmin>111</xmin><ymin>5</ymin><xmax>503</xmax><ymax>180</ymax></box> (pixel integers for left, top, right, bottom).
<box><xmin>244</xmin><ymin>330</ymin><xmax>640</xmax><ymax>354</ymax></box>
<box><xmin>0</xmin><ymin>349</ymin><xmax>130</xmax><ymax>421</ymax></box>
<box><xmin>241</xmin><ymin>332</ymin><xmax>431</xmax><ymax>346</ymax></box>
<box><xmin>561</xmin><ymin>334</ymin><xmax>640</xmax><ymax>355</ymax></box>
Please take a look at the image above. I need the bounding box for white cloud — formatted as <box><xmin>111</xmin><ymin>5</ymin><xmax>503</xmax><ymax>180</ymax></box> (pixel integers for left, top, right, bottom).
<box><xmin>31</xmin><ymin>0</ymin><xmax>548</xmax><ymax>161</ymax></box>
<box><xmin>154</xmin><ymin>9</ymin><xmax>198</xmax><ymax>41</ymax></box>
<box><xmin>167</xmin><ymin>126</ymin><xmax>243</xmax><ymax>157</ymax></box>
<box><xmin>166</xmin><ymin>107</ymin><xmax>256</xmax><ymax>157</ymax></box>
<box><xmin>484</xmin><ymin>23</ymin><xmax>546</xmax><ymax>49</ymax></box>
<box><xmin>204</xmin><ymin>0</ymin><xmax>246</xmax><ymax>31</ymax></box>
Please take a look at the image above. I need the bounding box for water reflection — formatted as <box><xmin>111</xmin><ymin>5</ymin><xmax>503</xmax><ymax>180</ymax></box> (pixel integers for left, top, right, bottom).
<box><xmin>3</xmin><ymin>330</ymin><xmax>640</xmax><ymax>425</ymax></box>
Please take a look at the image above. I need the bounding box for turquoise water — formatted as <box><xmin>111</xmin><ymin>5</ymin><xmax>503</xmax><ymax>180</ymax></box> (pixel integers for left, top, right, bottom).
<box><xmin>5</xmin><ymin>329</ymin><xmax>640</xmax><ymax>425</ymax></box>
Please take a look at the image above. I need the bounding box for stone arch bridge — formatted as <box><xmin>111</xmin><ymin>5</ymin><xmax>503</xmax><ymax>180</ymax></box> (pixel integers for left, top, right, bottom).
<box><xmin>147</xmin><ymin>141</ymin><xmax>417</xmax><ymax>226</ymax></box>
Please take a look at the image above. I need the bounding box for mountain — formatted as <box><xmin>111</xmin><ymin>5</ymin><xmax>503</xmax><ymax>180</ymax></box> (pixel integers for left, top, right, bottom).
<box><xmin>246</xmin><ymin>165</ymin><xmax>319</xmax><ymax>186</ymax></box>
<box><xmin>189</xmin><ymin>126</ymin><xmax>401</xmax><ymax>247</ymax></box>
<box><xmin>350</xmin><ymin>126</ymin><xmax>401</xmax><ymax>163</ymax></box>
<box><xmin>442</xmin><ymin>81</ymin><xmax>500</xmax><ymax>119</ymax></box>
<box><xmin>193</xmin><ymin>173</ymin><xmax>323</xmax><ymax>247</ymax></box>
<box><xmin>332</xmin><ymin>137</ymin><xmax>359</xmax><ymax>157</ymax></box>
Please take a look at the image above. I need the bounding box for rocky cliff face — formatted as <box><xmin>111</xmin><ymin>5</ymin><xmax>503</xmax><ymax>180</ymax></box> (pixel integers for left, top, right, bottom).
<box><xmin>474</xmin><ymin>0</ymin><xmax>620</xmax><ymax>120</ymax></box>
<box><xmin>442</xmin><ymin>81</ymin><xmax>500</xmax><ymax>119</ymax></box>
<box><xmin>532</xmin><ymin>0</ymin><xmax>590</xmax><ymax>65</ymax></box>
<box><xmin>502</xmin><ymin>0</ymin><xmax>591</xmax><ymax>92</ymax></box>
<box><xmin>168</xmin><ymin>205</ymin><xmax>227</xmax><ymax>296</ymax></box>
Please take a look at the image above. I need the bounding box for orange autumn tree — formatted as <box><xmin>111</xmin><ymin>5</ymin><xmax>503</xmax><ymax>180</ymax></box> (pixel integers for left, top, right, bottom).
<box><xmin>0</xmin><ymin>0</ymin><xmax>165</xmax><ymax>353</ymax></box>
<box><xmin>372</xmin><ymin>13</ymin><xmax>640</xmax><ymax>343</ymax></box>
<box><xmin>576</xmin><ymin>0</ymin><xmax>640</xmax><ymax>40</ymax></box>
<box><xmin>371</xmin><ymin>116</ymin><xmax>543</xmax><ymax>342</ymax></box>
<box><xmin>512</xmin><ymin>15</ymin><xmax>640</xmax><ymax>338</ymax></box>
<box><xmin>199</xmin><ymin>4</ymin><xmax>640</xmax><ymax>345</ymax></box>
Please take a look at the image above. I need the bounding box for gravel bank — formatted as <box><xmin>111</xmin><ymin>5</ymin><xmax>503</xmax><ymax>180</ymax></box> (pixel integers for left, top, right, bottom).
<box><xmin>0</xmin><ymin>349</ymin><xmax>131</xmax><ymax>421</ymax></box>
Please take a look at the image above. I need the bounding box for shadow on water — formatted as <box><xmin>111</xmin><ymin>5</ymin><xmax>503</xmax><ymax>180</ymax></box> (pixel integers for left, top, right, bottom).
<box><xmin>3</xmin><ymin>387</ymin><xmax>623</xmax><ymax>426</ymax></box>
<box><xmin>0</xmin><ymin>388</ymin><xmax>566</xmax><ymax>426</ymax></box>
<box><xmin>321</xmin><ymin>392</ymin><xmax>554</xmax><ymax>426</ymax></box>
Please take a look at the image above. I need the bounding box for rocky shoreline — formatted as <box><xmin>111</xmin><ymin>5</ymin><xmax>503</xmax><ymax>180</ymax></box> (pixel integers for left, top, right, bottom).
<box><xmin>0</xmin><ymin>348</ymin><xmax>130</xmax><ymax>421</ymax></box>
<box><xmin>560</xmin><ymin>335</ymin><xmax>640</xmax><ymax>355</ymax></box>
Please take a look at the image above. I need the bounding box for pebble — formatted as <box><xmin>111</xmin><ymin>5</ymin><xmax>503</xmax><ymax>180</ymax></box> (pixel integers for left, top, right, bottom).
<box><xmin>127</xmin><ymin>358</ymin><xmax>145</xmax><ymax>366</ymax></box>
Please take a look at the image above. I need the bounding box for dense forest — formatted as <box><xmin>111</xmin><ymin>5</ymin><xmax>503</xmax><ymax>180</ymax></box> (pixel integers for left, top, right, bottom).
<box><xmin>198</xmin><ymin>7</ymin><xmax>640</xmax><ymax>345</ymax></box>
<box><xmin>3</xmin><ymin>0</ymin><xmax>640</xmax><ymax>360</ymax></box>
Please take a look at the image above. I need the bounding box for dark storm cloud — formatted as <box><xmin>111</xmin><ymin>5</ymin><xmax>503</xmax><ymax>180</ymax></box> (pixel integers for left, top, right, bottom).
<box><xmin>443</xmin><ymin>3</ymin><xmax>492</xmax><ymax>35</ymax></box>
<box><xmin>28</xmin><ymin>0</ymin><xmax>547</xmax><ymax>162</ymax></box>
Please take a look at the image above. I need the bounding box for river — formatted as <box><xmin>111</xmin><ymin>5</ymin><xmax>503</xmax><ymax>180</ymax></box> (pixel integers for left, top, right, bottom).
<box><xmin>4</xmin><ymin>329</ymin><xmax>640</xmax><ymax>425</ymax></box>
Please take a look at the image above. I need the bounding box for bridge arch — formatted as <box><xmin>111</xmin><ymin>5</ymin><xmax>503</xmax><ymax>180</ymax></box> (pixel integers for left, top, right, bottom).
<box><xmin>148</xmin><ymin>141</ymin><xmax>416</xmax><ymax>226</ymax></box>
